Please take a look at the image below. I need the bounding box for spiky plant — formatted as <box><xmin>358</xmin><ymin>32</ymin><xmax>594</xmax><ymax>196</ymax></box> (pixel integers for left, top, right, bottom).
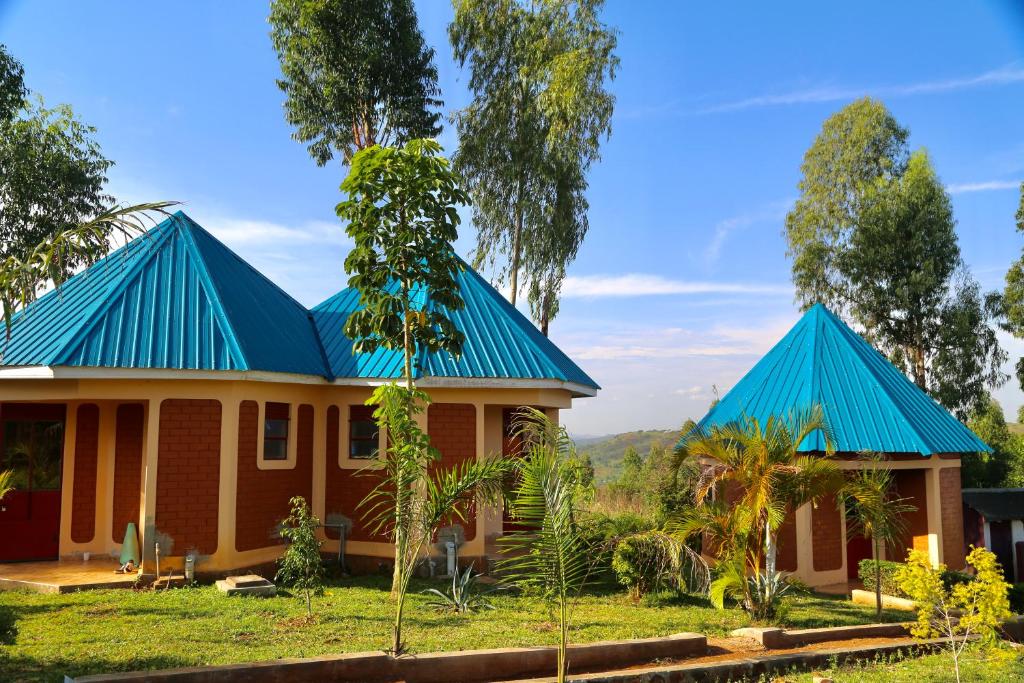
<box><xmin>498</xmin><ymin>408</ymin><xmax>592</xmax><ymax>683</ymax></box>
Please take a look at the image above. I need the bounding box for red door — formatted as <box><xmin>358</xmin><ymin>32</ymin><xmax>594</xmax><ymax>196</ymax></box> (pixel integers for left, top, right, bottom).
<box><xmin>0</xmin><ymin>404</ymin><xmax>66</xmax><ymax>562</ymax></box>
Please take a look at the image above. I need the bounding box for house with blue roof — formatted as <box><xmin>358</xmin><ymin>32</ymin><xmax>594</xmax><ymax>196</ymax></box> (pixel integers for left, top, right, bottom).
<box><xmin>0</xmin><ymin>212</ymin><xmax>598</xmax><ymax>575</ymax></box>
<box><xmin>689</xmin><ymin>303</ymin><xmax>987</xmax><ymax>587</ymax></box>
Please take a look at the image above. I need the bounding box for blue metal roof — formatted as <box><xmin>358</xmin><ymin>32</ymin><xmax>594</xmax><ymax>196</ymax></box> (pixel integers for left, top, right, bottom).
<box><xmin>0</xmin><ymin>212</ymin><xmax>597</xmax><ymax>393</ymax></box>
<box><xmin>0</xmin><ymin>212</ymin><xmax>330</xmax><ymax>377</ymax></box>
<box><xmin>692</xmin><ymin>303</ymin><xmax>989</xmax><ymax>455</ymax></box>
<box><xmin>311</xmin><ymin>258</ymin><xmax>599</xmax><ymax>392</ymax></box>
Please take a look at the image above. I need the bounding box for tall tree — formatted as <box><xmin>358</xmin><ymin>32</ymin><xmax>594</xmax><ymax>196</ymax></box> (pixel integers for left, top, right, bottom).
<box><xmin>0</xmin><ymin>45</ymin><xmax>26</xmax><ymax>123</ymax></box>
<box><xmin>270</xmin><ymin>0</ymin><xmax>442</xmax><ymax>166</ymax></box>
<box><xmin>450</xmin><ymin>0</ymin><xmax>617</xmax><ymax>327</ymax></box>
<box><xmin>1000</xmin><ymin>183</ymin><xmax>1024</xmax><ymax>388</ymax></box>
<box><xmin>786</xmin><ymin>98</ymin><xmax>1005</xmax><ymax>418</ymax></box>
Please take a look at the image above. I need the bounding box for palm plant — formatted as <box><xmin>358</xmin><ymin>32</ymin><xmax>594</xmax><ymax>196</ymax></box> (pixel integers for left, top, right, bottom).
<box><xmin>0</xmin><ymin>469</ymin><xmax>13</xmax><ymax>501</ymax></box>
<box><xmin>360</xmin><ymin>383</ymin><xmax>510</xmax><ymax>655</ymax></box>
<box><xmin>673</xmin><ymin>406</ymin><xmax>842</xmax><ymax>615</ymax></box>
<box><xmin>498</xmin><ymin>408</ymin><xmax>592</xmax><ymax>683</ymax></box>
<box><xmin>840</xmin><ymin>452</ymin><xmax>915</xmax><ymax>618</ymax></box>
<box><xmin>1</xmin><ymin>201</ymin><xmax>177</xmax><ymax>338</ymax></box>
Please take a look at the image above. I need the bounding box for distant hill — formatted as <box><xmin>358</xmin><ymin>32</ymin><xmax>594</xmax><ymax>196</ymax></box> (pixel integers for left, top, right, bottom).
<box><xmin>576</xmin><ymin>429</ymin><xmax>681</xmax><ymax>484</ymax></box>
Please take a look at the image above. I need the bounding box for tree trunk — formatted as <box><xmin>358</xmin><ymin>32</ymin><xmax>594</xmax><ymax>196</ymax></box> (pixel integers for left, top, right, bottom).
<box><xmin>509</xmin><ymin>208</ymin><xmax>522</xmax><ymax>306</ymax></box>
<box><xmin>765</xmin><ymin>522</ymin><xmax>777</xmax><ymax>577</ymax></box>
<box><xmin>911</xmin><ymin>344</ymin><xmax>927</xmax><ymax>389</ymax></box>
<box><xmin>874</xmin><ymin>538</ymin><xmax>882</xmax><ymax>619</ymax></box>
<box><xmin>305</xmin><ymin>588</ymin><xmax>312</xmax><ymax>618</ymax></box>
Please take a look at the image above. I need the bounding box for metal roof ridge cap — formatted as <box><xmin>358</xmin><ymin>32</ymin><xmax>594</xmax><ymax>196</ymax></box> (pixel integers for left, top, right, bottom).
<box><xmin>52</xmin><ymin>224</ymin><xmax>176</xmax><ymax>365</ymax></box>
<box><xmin>178</xmin><ymin>212</ymin><xmax>315</xmax><ymax>318</ymax></box>
<box><xmin>176</xmin><ymin>218</ymin><xmax>250</xmax><ymax>371</ymax></box>
<box><xmin>306</xmin><ymin>310</ymin><xmax>335</xmax><ymax>381</ymax></box>
<box><xmin>831</xmin><ymin>310</ymin><xmax>937</xmax><ymax>455</ymax></box>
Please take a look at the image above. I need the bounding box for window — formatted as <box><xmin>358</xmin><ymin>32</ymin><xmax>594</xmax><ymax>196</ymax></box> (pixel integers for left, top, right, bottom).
<box><xmin>263</xmin><ymin>402</ymin><xmax>290</xmax><ymax>461</ymax></box>
<box><xmin>349</xmin><ymin>405</ymin><xmax>379</xmax><ymax>459</ymax></box>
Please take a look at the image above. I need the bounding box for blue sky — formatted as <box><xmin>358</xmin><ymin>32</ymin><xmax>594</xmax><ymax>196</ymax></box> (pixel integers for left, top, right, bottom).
<box><xmin>2</xmin><ymin>1</ymin><xmax>1024</xmax><ymax>435</ymax></box>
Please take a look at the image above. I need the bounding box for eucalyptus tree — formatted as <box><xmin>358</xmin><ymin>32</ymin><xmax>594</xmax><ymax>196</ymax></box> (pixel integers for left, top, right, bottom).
<box><xmin>270</xmin><ymin>0</ymin><xmax>442</xmax><ymax>166</ymax></box>
<box><xmin>1000</xmin><ymin>183</ymin><xmax>1024</xmax><ymax>388</ymax></box>
<box><xmin>0</xmin><ymin>44</ymin><xmax>26</xmax><ymax>123</ymax></box>
<box><xmin>450</xmin><ymin>0</ymin><xmax>617</xmax><ymax>324</ymax></box>
<box><xmin>785</xmin><ymin>98</ymin><xmax>1004</xmax><ymax>419</ymax></box>
<box><xmin>338</xmin><ymin>139</ymin><xmax>511</xmax><ymax>654</ymax></box>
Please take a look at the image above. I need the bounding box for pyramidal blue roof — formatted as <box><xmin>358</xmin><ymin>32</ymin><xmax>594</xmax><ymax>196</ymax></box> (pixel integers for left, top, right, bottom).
<box><xmin>0</xmin><ymin>212</ymin><xmax>598</xmax><ymax>394</ymax></box>
<box><xmin>694</xmin><ymin>303</ymin><xmax>989</xmax><ymax>455</ymax></box>
<box><xmin>311</xmin><ymin>257</ymin><xmax>599</xmax><ymax>391</ymax></box>
<box><xmin>0</xmin><ymin>212</ymin><xmax>330</xmax><ymax>376</ymax></box>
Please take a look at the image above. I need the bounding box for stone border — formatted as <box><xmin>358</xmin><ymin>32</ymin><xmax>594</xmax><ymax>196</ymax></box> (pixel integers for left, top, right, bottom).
<box><xmin>66</xmin><ymin>633</ymin><xmax>708</xmax><ymax>683</ymax></box>
<box><xmin>730</xmin><ymin>622</ymin><xmax>910</xmax><ymax>648</ymax></box>
<box><xmin>505</xmin><ymin>638</ymin><xmax>948</xmax><ymax>683</ymax></box>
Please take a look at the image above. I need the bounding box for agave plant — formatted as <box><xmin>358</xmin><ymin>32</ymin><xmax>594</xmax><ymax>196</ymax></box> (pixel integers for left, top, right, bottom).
<box><xmin>421</xmin><ymin>565</ymin><xmax>500</xmax><ymax>614</ymax></box>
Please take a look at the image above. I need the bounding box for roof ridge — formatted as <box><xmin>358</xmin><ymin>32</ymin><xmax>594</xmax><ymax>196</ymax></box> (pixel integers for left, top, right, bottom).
<box><xmin>175</xmin><ymin>216</ymin><xmax>250</xmax><ymax>370</ymax></box>
<box><xmin>53</xmin><ymin>221</ymin><xmax>177</xmax><ymax>365</ymax></box>
<box><xmin>824</xmin><ymin>308</ymin><xmax>939</xmax><ymax>454</ymax></box>
<box><xmin>176</xmin><ymin>212</ymin><xmax>315</xmax><ymax>318</ymax></box>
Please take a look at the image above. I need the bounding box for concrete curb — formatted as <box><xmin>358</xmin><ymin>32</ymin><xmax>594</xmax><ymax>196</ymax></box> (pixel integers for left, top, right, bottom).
<box><xmin>730</xmin><ymin>621</ymin><xmax>911</xmax><ymax>648</ymax></box>
<box><xmin>506</xmin><ymin>638</ymin><xmax>948</xmax><ymax>683</ymax></box>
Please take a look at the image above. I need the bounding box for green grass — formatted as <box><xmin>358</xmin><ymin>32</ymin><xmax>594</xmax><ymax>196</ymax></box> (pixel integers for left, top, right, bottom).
<box><xmin>0</xmin><ymin>576</ymin><xmax>908</xmax><ymax>682</ymax></box>
<box><xmin>783</xmin><ymin>647</ymin><xmax>1024</xmax><ymax>682</ymax></box>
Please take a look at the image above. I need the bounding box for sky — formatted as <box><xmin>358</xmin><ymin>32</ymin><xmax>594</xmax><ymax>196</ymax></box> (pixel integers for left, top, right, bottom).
<box><xmin>2</xmin><ymin>1</ymin><xmax>1024</xmax><ymax>436</ymax></box>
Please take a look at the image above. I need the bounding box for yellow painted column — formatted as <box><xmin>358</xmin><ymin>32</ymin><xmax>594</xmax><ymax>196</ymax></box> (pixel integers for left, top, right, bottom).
<box><xmin>57</xmin><ymin>401</ymin><xmax>79</xmax><ymax>557</ymax></box>
<box><xmin>925</xmin><ymin>463</ymin><xmax>943</xmax><ymax>566</ymax></box>
<box><xmin>95</xmin><ymin>402</ymin><xmax>117</xmax><ymax>555</ymax></box>
<box><xmin>794</xmin><ymin>503</ymin><xmax>814</xmax><ymax>582</ymax></box>
<box><xmin>139</xmin><ymin>398</ymin><xmax>161</xmax><ymax>574</ymax></box>
<box><xmin>216</xmin><ymin>389</ymin><xmax>241</xmax><ymax>567</ymax></box>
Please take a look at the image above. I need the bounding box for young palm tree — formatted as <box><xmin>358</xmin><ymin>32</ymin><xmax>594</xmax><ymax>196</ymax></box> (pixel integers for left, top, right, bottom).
<box><xmin>841</xmin><ymin>452</ymin><xmax>915</xmax><ymax>618</ymax></box>
<box><xmin>0</xmin><ymin>469</ymin><xmax>13</xmax><ymax>501</ymax></box>
<box><xmin>1</xmin><ymin>201</ymin><xmax>177</xmax><ymax>337</ymax></box>
<box><xmin>361</xmin><ymin>383</ymin><xmax>510</xmax><ymax>656</ymax></box>
<box><xmin>498</xmin><ymin>408</ymin><xmax>591</xmax><ymax>683</ymax></box>
<box><xmin>674</xmin><ymin>406</ymin><xmax>842</xmax><ymax>613</ymax></box>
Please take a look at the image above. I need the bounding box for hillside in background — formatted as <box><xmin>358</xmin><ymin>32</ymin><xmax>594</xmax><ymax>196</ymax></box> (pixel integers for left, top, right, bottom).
<box><xmin>577</xmin><ymin>429</ymin><xmax>681</xmax><ymax>483</ymax></box>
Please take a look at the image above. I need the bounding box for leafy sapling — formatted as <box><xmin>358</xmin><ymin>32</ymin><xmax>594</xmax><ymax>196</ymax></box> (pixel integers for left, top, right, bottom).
<box><xmin>276</xmin><ymin>496</ymin><xmax>326</xmax><ymax>618</ymax></box>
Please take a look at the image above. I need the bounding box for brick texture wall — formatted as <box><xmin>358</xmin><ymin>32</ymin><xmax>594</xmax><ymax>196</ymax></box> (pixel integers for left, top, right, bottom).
<box><xmin>812</xmin><ymin>494</ymin><xmax>843</xmax><ymax>571</ymax></box>
<box><xmin>776</xmin><ymin>508</ymin><xmax>798</xmax><ymax>572</ymax></box>
<box><xmin>70</xmin><ymin>403</ymin><xmax>99</xmax><ymax>543</ymax></box>
<box><xmin>889</xmin><ymin>469</ymin><xmax>930</xmax><ymax>562</ymax></box>
<box><xmin>156</xmin><ymin>399</ymin><xmax>221</xmax><ymax>555</ymax></box>
<box><xmin>324</xmin><ymin>404</ymin><xmax>390</xmax><ymax>543</ymax></box>
<box><xmin>235</xmin><ymin>401</ymin><xmax>313</xmax><ymax>552</ymax></box>
<box><xmin>428</xmin><ymin>403</ymin><xmax>478</xmax><ymax>542</ymax></box>
<box><xmin>111</xmin><ymin>403</ymin><xmax>144</xmax><ymax>543</ymax></box>
<box><xmin>940</xmin><ymin>466</ymin><xmax>966</xmax><ymax>570</ymax></box>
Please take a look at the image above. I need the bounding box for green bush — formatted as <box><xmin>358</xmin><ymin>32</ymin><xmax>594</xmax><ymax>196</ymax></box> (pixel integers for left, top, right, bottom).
<box><xmin>1009</xmin><ymin>583</ymin><xmax>1024</xmax><ymax>615</ymax></box>
<box><xmin>860</xmin><ymin>558</ymin><xmax>976</xmax><ymax>599</ymax></box>
<box><xmin>0</xmin><ymin>605</ymin><xmax>17</xmax><ymax>645</ymax></box>
<box><xmin>611</xmin><ymin>532</ymin><xmax>676</xmax><ymax>600</ymax></box>
<box><xmin>579</xmin><ymin>512</ymin><xmax>657</xmax><ymax>576</ymax></box>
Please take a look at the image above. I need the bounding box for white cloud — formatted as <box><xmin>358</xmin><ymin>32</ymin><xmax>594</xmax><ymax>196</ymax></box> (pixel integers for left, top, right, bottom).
<box><xmin>205</xmin><ymin>218</ymin><xmax>347</xmax><ymax>247</ymax></box>
<box><xmin>702</xmin><ymin>64</ymin><xmax>1024</xmax><ymax>114</ymax></box>
<box><xmin>703</xmin><ymin>199</ymin><xmax>793</xmax><ymax>264</ymax></box>
<box><xmin>560</xmin><ymin>274</ymin><xmax>791</xmax><ymax>298</ymax></box>
<box><xmin>946</xmin><ymin>179</ymin><xmax>1022</xmax><ymax>194</ymax></box>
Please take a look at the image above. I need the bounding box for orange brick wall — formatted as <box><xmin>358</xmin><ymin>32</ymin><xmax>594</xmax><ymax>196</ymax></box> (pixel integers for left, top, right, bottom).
<box><xmin>324</xmin><ymin>404</ymin><xmax>389</xmax><ymax>543</ymax></box>
<box><xmin>70</xmin><ymin>403</ymin><xmax>99</xmax><ymax>543</ymax></box>
<box><xmin>776</xmin><ymin>508</ymin><xmax>798</xmax><ymax>572</ymax></box>
<box><xmin>889</xmin><ymin>469</ymin><xmax>930</xmax><ymax>562</ymax></box>
<box><xmin>428</xmin><ymin>403</ymin><xmax>477</xmax><ymax>542</ymax></box>
<box><xmin>235</xmin><ymin>401</ymin><xmax>313</xmax><ymax>552</ymax></box>
<box><xmin>940</xmin><ymin>467</ymin><xmax>966</xmax><ymax>569</ymax></box>
<box><xmin>111</xmin><ymin>403</ymin><xmax>144</xmax><ymax>543</ymax></box>
<box><xmin>155</xmin><ymin>399</ymin><xmax>221</xmax><ymax>555</ymax></box>
<box><xmin>812</xmin><ymin>494</ymin><xmax>843</xmax><ymax>571</ymax></box>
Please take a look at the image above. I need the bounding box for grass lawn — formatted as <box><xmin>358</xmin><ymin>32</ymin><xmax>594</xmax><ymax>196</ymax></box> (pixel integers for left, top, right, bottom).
<box><xmin>0</xmin><ymin>575</ymin><xmax>910</xmax><ymax>682</ymax></box>
<box><xmin>786</xmin><ymin>647</ymin><xmax>1024</xmax><ymax>682</ymax></box>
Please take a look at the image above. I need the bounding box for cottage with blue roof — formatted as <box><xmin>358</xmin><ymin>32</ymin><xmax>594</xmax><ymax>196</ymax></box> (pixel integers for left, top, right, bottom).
<box><xmin>0</xmin><ymin>212</ymin><xmax>598</xmax><ymax>575</ymax></box>
<box><xmin>692</xmin><ymin>303</ymin><xmax>987</xmax><ymax>587</ymax></box>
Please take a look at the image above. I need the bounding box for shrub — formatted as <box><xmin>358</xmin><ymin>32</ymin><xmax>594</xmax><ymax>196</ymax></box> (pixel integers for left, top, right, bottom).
<box><xmin>611</xmin><ymin>532</ymin><xmax>677</xmax><ymax>600</ymax></box>
<box><xmin>1009</xmin><ymin>583</ymin><xmax>1024</xmax><ymax>614</ymax></box>
<box><xmin>0</xmin><ymin>605</ymin><xmax>16</xmax><ymax>645</ymax></box>
<box><xmin>275</xmin><ymin>496</ymin><xmax>325</xmax><ymax>618</ymax></box>
<box><xmin>859</xmin><ymin>557</ymin><xmax>975</xmax><ymax>599</ymax></box>
<box><xmin>579</xmin><ymin>512</ymin><xmax>657</xmax><ymax>576</ymax></box>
